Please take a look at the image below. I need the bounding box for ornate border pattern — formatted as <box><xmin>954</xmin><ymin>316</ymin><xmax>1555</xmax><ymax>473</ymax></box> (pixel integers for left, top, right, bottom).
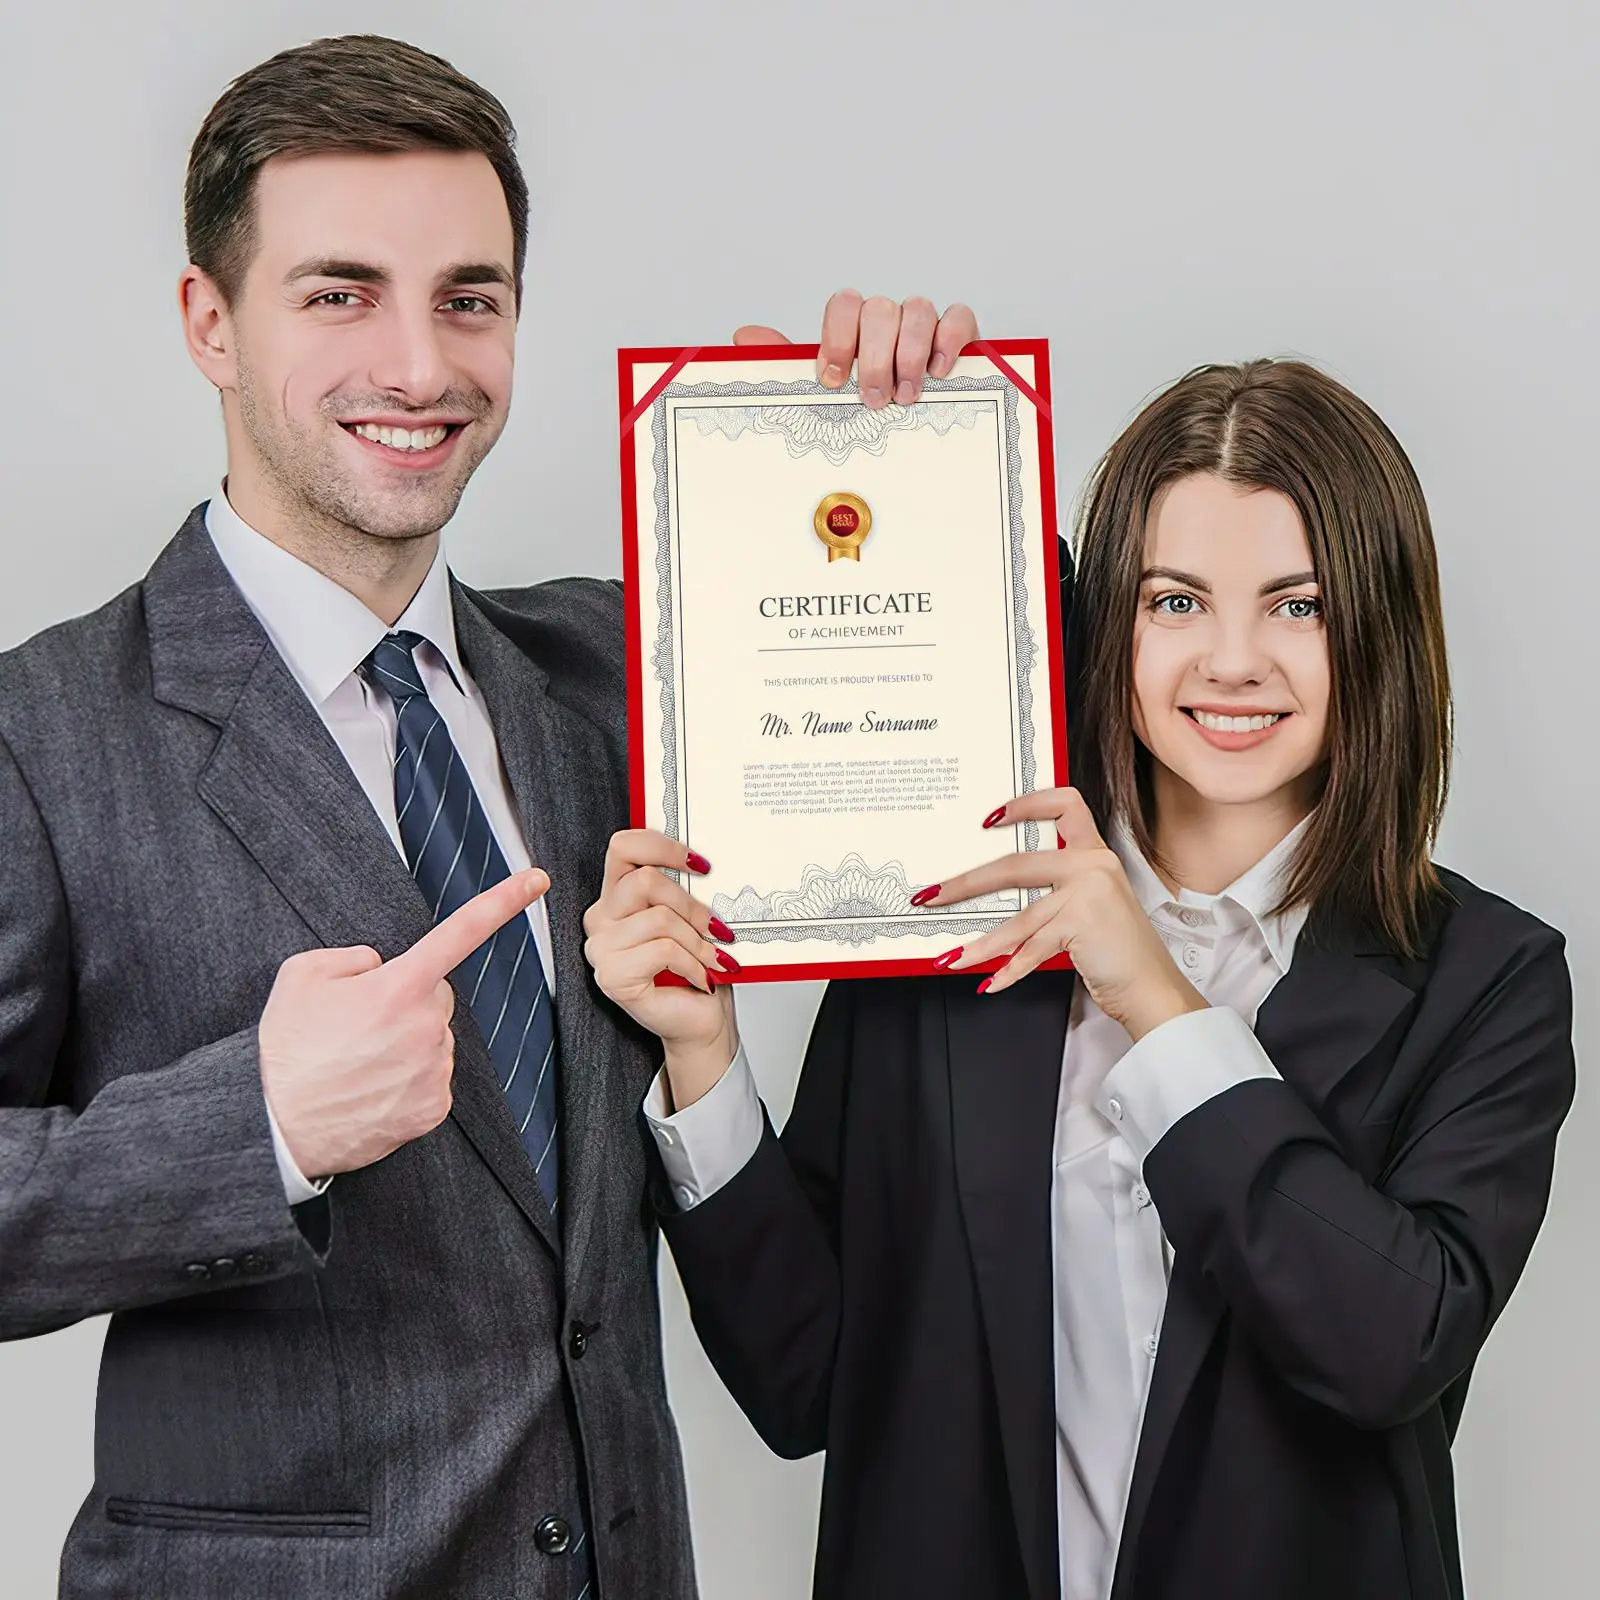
<box><xmin>650</xmin><ymin>373</ymin><xmax>1042</xmax><ymax>945</ymax></box>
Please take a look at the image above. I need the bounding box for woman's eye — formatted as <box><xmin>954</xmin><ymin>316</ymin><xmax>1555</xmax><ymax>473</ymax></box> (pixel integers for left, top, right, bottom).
<box><xmin>1152</xmin><ymin>593</ymin><xmax>1199</xmax><ymax>616</ymax></box>
<box><xmin>1275</xmin><ymin>596</ymin><xmax>1322</xmax><ymax>620</ymax></box>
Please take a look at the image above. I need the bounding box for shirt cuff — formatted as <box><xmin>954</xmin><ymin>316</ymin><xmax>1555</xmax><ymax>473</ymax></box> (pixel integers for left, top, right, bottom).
<box><xmin>642</xmin><ymin>1046</ymin><xmax>763</xmax><ymax>1210</ymax></box>
<box><xmin>264</xmin><ymin>1095</ymin><xmax>333</xmax><ymax>1207</ymax></box>
<box><xmin>1096</xmin><ymin>1005</ymin><xmax>1282</xmax><ymax>1165</ymax></box>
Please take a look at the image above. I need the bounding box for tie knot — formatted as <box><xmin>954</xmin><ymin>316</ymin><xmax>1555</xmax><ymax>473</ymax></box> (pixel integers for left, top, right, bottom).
<box><xmin>363</xmin><ymin>630</ymin><xmax>429</xmax><ymax>701</ymax></box>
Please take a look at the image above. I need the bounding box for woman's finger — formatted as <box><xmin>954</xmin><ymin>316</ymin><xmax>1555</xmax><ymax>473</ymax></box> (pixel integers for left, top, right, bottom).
<box><xmin>925</xmin><ymin>851</ymin><xmax>1067</xmax><ymax>907</ymax></box>
<box><xmin>606</xmin><ymin>935</ymin><xmax>718</xmax><ymax>997</ymax></box>
<box><xmin>601</xmin><ymin>829</ymin><xmax>710</xmax><ymax>893</ymax></box>
<box><xmin>606</xmin><ymin>862</ymin><xmax>731</xmax><ymax>939</ymax></box>
<box><xmin>936</xmin><ymin>894</ymin><xmax>1058</xmax><ymax>971</ymax></box>
<box><xmin>981</xmin><ymin>921</ymin><xmax>1068</xmax><ymax>996</ymax></box>
<box><xmin>594</xmin><ymin>903</ymin><xmax>727</xmax><ymax>976</ymax></box>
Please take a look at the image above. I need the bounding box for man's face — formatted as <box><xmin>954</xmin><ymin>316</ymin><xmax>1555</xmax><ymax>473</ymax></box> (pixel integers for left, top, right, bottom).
<box><xmin>220</xmin><ymin>148</ymin><xmax>517</xmax><ymax>543</ymax></box>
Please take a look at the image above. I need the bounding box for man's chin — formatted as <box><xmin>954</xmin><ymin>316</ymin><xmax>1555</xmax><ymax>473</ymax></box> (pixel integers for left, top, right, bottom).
<box><xmin>309</xmin><ymin>476</ymin><xmax>470</xmax><ymax>544</ymax></box>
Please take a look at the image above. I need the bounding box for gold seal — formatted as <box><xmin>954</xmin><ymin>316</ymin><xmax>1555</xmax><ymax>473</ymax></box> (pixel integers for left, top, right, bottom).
<box><xmin>814</xmin><ymin>493</ymin><xmax>872</xmax><ymax>561</ymax></box>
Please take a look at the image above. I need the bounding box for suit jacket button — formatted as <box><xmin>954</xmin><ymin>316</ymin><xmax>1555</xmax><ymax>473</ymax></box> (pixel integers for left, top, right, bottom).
<box><xmin>183</xmin><ymin>1263</ymin><xmax>211</xmax><ymax>1282</ymax></box>
<box><xmin>569</xmin><ymin>1324</ymin><xmax>589</xmax><ymax>1360</ymax></box>
<box><xmin>212</xmin><ymin>1257</ymin><xmax>239</xmax><ymax>1279</ymax></box>
<box><xmin>239</xmin><ymin>1253</ymin><xmax>269</xmax><ymax>1275</ymax></box>
<box><xmin>534</xmin><ymin>1515</ymin><xmax>572</xmax><ymax>1555</ymax></box>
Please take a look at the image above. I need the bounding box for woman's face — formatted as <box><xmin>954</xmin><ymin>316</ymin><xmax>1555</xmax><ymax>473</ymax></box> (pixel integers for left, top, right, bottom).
<box><xmin>1131</xmin><ymin>472</ymin><xmax>1330</xmax><ymax>817</ymax></box>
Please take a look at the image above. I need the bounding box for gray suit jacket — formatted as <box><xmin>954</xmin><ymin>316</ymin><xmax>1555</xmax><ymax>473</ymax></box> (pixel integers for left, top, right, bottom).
<box><xmin>0</xmin><ymin>510</ymin><xmax>696</xmax><ymax>1599</ymax></box>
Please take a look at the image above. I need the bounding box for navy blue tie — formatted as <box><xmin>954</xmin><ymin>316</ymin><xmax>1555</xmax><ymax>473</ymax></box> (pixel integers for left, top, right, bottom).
<box><xmin>362</xmin><ymin>631</ymin><xmax>563</xmax><ymax>1215</ymax></box>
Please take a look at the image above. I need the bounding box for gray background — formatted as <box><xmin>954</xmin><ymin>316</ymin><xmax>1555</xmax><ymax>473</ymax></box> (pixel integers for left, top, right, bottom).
<box><xmin>1</xmin><ymin>2</ymin><xmax>1593</xmax><ymax>1595</ymax></box>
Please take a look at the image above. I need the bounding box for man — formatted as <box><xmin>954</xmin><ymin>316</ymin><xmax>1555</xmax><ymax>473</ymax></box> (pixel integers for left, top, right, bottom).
<box><xmin>0</xmin><ymin>32</ymin><xmax>975</xmax><ymax>1599</ymax></box>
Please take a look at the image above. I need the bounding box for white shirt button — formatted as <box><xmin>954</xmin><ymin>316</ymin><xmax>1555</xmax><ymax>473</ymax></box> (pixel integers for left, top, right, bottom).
<box><xmin>656</xmin><ymin>1127</ymin><xmax>676</xmax><ymax>1147</ymax></box>
<box><xmin>1182</xmin><ymin>945</ymin><xmax>1200</xmax><ymax>969</ymax></box>
<box><xmin>1144</xmin><ymin>1334</ymin><xmax>1160</xmax><ymax>1358</ymax></box>
<box><xmin>677</xmin><ymin>1186</ymin><xmax>696</xmax><ymax>1207</ymax></box>
<box><xmin>1133</xmin><ymin>1184</ymin><xmax>1150</xmax><ymax>1207</ymax></box>
<box><xmin>1106</xmin><ymin>1097</ymin><xmax>1123</xmax><ymax>1122</ymax></box>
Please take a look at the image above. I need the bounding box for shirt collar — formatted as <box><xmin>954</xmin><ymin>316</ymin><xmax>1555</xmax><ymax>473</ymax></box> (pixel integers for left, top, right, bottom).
<box><xmin>1110</xmin><ymin>813</ymin><xmax>1314</xmax><ymax>974</ymax></box>
<box><xmin>203</xmin><ymin>484</ymin><xmax>466</xmax><ymax>704</ymax></box>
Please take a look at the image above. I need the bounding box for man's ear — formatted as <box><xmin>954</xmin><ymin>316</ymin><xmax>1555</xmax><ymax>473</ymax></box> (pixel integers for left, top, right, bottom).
<box><xmin>178</xmin><ymin>264</ymin><xmax>237</xmax><ymax>390</ymax></box>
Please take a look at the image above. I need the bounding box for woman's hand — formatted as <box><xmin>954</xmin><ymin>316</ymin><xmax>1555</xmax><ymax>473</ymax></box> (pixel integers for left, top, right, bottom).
<box><xmin>924</xmin><ymin>789</ymin><xmax>1209</xmax><ymax>1041</ymax></box>
<box><xmin>583</xmin><ymin>830</ymin><xmax>741</xmax><ymax>1110</ymax></box>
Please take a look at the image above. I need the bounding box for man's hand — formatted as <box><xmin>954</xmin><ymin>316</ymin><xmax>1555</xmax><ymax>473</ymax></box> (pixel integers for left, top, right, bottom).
<box><xmin>583</xmin><ymin>830</ymin><xmax>739</xmax><ymax>1113</ymax></box>
<box><xmin>734</xmin><ymin>290</ymin><xmax>979</xmax><ymax>409</ymax></box>
<box><xmin>259</xmin><ymin>868</ymin><xmax>550</xmax><ymax>1178</ymax></box>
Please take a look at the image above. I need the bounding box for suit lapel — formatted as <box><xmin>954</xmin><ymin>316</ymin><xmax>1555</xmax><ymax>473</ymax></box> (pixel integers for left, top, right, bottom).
<box><xmin>148</xmin><ymin>513</ymin><xmax>433</xmax><ymax>967</ymax></box>
<box><xmin>145</xmin><ymin>516</ymin><xmax>561</xmax><ymax>1257</ymax></box>
<box><xmin>945</xmin><ymin>968</ymin><xmax>1073</xmax><ymax>1600</ymax></box>
<box><xmin>453</xmin><ymin>587</ymin><xmax>625</xmax><ymax>1286</ymax></box>
<box><xmin>1112</xmin><ymin>913</ymin><xmax>1421</xmax><ymax>1597</ymax></box>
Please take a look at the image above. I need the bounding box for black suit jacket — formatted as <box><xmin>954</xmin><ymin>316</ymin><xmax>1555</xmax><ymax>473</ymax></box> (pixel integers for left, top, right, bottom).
<box><xmin>663</xmin><ymin>759</ymin><xmax>1574</xmax><ymax>1593</ymax></box>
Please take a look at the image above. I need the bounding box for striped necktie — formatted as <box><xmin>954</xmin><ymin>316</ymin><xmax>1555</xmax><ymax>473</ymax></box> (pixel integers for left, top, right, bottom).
<box><xmin>361</xmin><ymin>631</ymin><xmax>562</xmax><ymax>1215</ymax></box>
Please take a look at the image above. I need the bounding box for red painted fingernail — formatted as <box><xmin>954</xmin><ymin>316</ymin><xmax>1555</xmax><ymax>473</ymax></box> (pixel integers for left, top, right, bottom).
<box><xmin>977</xmin><ymin>977</ymin><xmax>994</xmax><ymax>995</ymax></box>
<box><xmin>715</xmin><ymin>950</ymin><xmax>742</xmax><ymax>973</ymax></box>
<box><xmin>933</xmin><ymin>947</ymin><xmax>964</xmax><ymax>970</ymax></box>
<box><xmin>982</xmin><ymin>806</ymin><xmax>1007</xmax><ymax>829</ymax></box>
<box><xmin>686</xmin><ymin>850</ymin><xmax>712</xmax><ymax>874</ymax></box>
<box><xmin>910</xmin><ymin>884</ymin><xmax>941</xmax><ymax>907</ymax></box>
<box><xmin>709</xmin><ymin>916</ymin><xmax>735</xmax><ymax>943</ymax></box>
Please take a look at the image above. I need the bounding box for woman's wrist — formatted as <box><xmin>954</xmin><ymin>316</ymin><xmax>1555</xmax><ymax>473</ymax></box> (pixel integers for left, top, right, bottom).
<box><xmin>662</xmin><ymin>1017</ymin><xmax>743</xmax><ymax>1114</ymax></box>
<box><xmin>1119</xmin><ymin>971</ymin><xmax>1210</xmax><ymax>1043</ymax></box>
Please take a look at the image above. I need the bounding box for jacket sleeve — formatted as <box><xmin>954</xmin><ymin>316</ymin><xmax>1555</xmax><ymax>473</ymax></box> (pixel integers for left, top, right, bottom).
<box><xmin>659</xmin><ymin>980</ymin><xmax>856</xmax><ymax>1459</ymax></box>
<box><xmin>0</xmin><ymin>732</ymin><xmax>324</xmax><ymax>1341</ymax></box>
<box><xmin>1143</xmin><ymin>925</ymin><xmax>1575</xmax><ymax>1430</ymax></box>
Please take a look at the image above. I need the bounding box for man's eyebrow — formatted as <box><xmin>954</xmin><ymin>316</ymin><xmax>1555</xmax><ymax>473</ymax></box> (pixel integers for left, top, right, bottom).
<box><xmin>280</xmin><ymin>260</ymin><xmax>516</xmax><ymax>294</ymax></box>
<box><xmin>284</xmin><ymin>258</ymin><xmax>390</xmax><ymax>285</ymax></box>
<box><xmin>438</xmin><ymin>261</ymin><xmax>516</xmax><ymax>294</ymax></box>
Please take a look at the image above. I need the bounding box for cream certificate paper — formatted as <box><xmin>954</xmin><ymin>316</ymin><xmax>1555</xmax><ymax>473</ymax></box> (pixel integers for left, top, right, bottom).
<box><xmin>619</xmin><ymin>342</ymin><xmax>1066</xmax><ymax>980</ymax></box>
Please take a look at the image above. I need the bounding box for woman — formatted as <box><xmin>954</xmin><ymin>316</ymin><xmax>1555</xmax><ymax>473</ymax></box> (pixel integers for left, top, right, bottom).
<box><xmin>583</xmin><ymin>359</ymin><xmax>1576</xmax><ymax>1600</ymax></box>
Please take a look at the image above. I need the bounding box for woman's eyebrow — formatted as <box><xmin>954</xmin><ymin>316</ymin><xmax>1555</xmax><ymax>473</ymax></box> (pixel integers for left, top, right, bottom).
<box><xmin>1141</xmin><ymin>566</ymin><xmax>1210</xmax><ymax>591</ymax></box>
<box><xmin>1259</xmin><ymin>570</ymin><xmax>1318</xmax><ymax>595</ymax></box>
<box><xmin>1139</xmin><ymin>566</ymin><xmax>1319</xmax><ymax>596</ymax></box>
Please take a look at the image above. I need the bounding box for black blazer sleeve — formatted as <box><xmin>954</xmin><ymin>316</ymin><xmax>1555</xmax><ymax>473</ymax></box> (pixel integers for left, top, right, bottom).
<box><xmin>1144</xmin><ymin>915</ymin><xmax>1575</xmax><ymax>1431</ymax></box>
<box><xmin>659</xmin><ymin>980</ymin><xmax>858</xmax><ymax>1459</ymax></box>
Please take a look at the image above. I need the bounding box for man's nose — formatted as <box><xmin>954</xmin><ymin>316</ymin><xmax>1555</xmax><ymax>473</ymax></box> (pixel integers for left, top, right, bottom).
<box><xmin>366</xmin><ymin>305</ymin><xmax>451</xmax><ymax>404</ymax></box>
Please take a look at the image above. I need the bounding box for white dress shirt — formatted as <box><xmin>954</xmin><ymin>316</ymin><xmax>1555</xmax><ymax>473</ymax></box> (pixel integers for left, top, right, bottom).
<box><xmin>204</xmin><ymin>487</ymin><xmax>553</xmax><ymax>1204</ymax></box>
<box><xmin>643</xmin><ymin>819</ymin><xmax>1311</xmax><ymax>1600</ymax></box>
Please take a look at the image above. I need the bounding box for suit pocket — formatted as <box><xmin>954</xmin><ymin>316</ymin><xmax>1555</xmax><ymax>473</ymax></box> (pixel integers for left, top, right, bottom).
<box><xmin>104</xmin><ymin>1499</ymin><xmax>370</xmax><ymax>1538</ymax></box>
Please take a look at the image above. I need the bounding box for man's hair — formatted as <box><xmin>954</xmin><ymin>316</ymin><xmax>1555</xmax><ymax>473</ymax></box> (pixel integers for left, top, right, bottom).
<box><xmin>1065</xmin><ymin>358</ymin><xmax>1454</xmax><ymax>958</ymax></box>
<box><xmin>184</xmin><ymin>34</ymin><xmax>529</xmax><ymax>306</ymax></box>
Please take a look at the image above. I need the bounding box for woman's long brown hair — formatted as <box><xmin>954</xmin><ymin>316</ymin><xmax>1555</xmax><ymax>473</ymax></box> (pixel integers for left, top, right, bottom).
<box><xmin>1065</xmin><ymin>359</ymin><xmax>1453</xmax><ymax>958</ymax></box>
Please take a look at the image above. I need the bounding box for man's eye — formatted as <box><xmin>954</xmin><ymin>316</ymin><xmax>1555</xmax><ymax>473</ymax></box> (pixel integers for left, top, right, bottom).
<box><xmin>310</xmin><ymin>291</ymin><xmax>363</xmax><ymax>308</ymax></box>
<box><xmin>443</xmin><ymin>296</ymin><xmax>495</xmax><ymax>315</ymax></box>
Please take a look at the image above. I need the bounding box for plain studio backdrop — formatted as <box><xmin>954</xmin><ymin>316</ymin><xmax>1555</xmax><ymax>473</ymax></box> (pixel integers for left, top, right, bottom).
<box><xmin>1</xmin><ymin>2</ymin><xmax>1593</xmax><ymax>1595</ymax></box>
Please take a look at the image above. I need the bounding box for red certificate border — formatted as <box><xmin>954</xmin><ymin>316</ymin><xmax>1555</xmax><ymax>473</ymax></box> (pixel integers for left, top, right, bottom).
<box><xmin>617</xmin><ymin>339</ymin><xmax>1068</xmax><ymax>983</ymax></box>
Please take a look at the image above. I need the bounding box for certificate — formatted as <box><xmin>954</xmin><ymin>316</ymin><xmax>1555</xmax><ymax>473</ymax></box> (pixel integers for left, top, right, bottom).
<box><xmin>617</xmin><ymin>340</ymin><xmax>1067</xmax><ymax>981</ymax></box>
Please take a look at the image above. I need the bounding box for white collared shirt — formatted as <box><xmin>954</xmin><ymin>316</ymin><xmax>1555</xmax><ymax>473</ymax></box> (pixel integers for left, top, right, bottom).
<box><xmin>205</xmin><ymin>487</ymin><xmax>554</xmax><ymax>1203</ymax></box>
<box><xmin>644</xmin><ymin>819</ymin><xmax>1311</xmax><ymax>1600</ymax></box>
